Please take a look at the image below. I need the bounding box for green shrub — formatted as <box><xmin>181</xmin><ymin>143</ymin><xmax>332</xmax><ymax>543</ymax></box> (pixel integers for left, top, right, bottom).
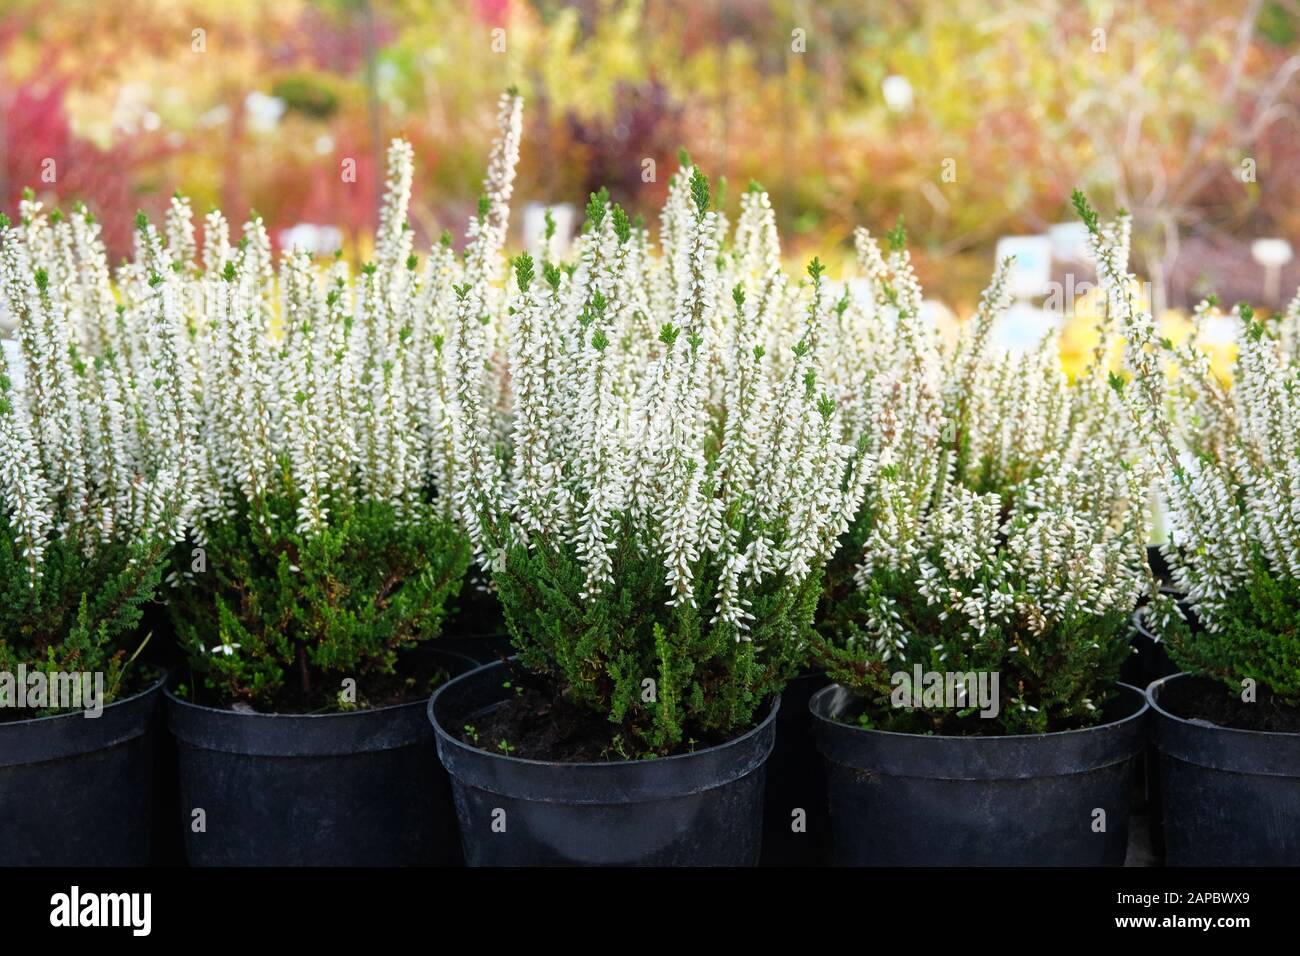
<box><xmin>0</xmin><ymin>201</ymin><xmax>188</xmax><ymax>714</ymax></box>
<box><xmin>450</xmin><ymin>159</ymin><xmax>868</xmax><ymax>756</ymax></box>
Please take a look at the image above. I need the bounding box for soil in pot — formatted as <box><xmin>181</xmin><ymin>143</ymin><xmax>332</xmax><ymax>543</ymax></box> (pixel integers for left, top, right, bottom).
<box><xmin>430</xmin><ymin>659</ymin><xmax>779</xmax><ymax>866</ymax></box>
<box><xmin>812</xmin><ymin>682</ymin><xmax>1149</xmax><ymax>866</ymax></box>
<box><xmin>167</xmin><ymin>646</ymin><xmax>477</xmax><ymax>866</ymax></box>
<box><xmin>454</xmin><ymin>660</ymin><xmax>741</xmax><ymax>761</ymax></box>
<box><xmin>1158</xmin><ymin>675</ymin><xmax>1300</xmax><ymax>732</ymax></box>
<box><xmin>0</xmin><ymin>669</ymin><xmax>165</xmax><ymax>866</ymax></box>
<box><xmin>176</xmin><ymin>644</ymin><xmax>452</xmax><ymax>714</ymax></box>
<box><xmin>1149</xmin><ymin>672</ymin><xmax>1300</xmax><ymax>866</ymax></box>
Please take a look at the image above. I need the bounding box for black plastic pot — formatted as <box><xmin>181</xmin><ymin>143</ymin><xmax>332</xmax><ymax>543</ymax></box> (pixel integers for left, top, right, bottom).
<box><xmin>761</xmin><ymin>668</ymin><xmax>831</xmax><ymax>865</ymax></box>
<box><xmin>429</xmin><ymin>659</ymin><xmax>779</xmax><ymax>866</ymax></box>
<box><xmin>1122</xmin><ymin>602</ymin><xmax>1182</xmax><ymax>690</ymax></box>
<box><xmin>0</xmin><ymin>671</ymin><xmax>164</xmax><ymax>866</ymax></box>
<box><xmin>811</xmin><ymin>682</ymin><xmax>1148</xmax><ymax>866</ymax></box>
<box><xmin>137</xmin><ymin>602</ymin><xmax>186</xmax><ymax>865</ymax></box>
<box><xmin>166</xmin><ymin>648</ymin><xmax>476</xmax><ymax>866</ymax></box>
<box><xmin>1123</xmin><ymin>601</ymin><xmax>1185</xmax><ymax>862</ymax></box>
<box><xmin>1148</xmin><ymin>672</ymin><xmax>1300</xmax><ymax>866</ymax></box>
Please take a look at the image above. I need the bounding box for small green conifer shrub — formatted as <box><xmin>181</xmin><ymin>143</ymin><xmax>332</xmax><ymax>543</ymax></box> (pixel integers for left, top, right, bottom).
<box><xmin>810</xmin><ymin>215</ymin><xmax>1153</xmax><ymax>735</ymax></box>
<box><xmin>155</xmin><ymin>98</ymin><xmax>531</xmax><ymax>710</ymax></box>
<box><xmin>1079</xmin><ymin>191</ymin><xmax>1300</xmax><ymax>706</ymax></box>
<box><xmin>449</xmin><ymin>156</ymin><xmax>870</xmax><ymax>756</ymax></box>
<box><xmin>0</xmin><ymin>199</ymin><xmax>189</xmax><ymax>715</ymax></box>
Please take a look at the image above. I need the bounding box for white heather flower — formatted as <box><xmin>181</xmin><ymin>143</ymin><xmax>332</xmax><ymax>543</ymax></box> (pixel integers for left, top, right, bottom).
<box><xmin>165</xmin><ymin>193</ymin><xmax>197</xmax><ymax>272</ymax></box>
<box><xmin>375</xmin><ymin>139</ymin><xmax>415</xmax><ymax>296</ymax></box>
<box><xmin>0</xmin><ymin>203</ymin><xmax>195</xmax><ymax>590</ymax></box>
<box><xmin>841</xmin><ymin>210</ymin><xmax>1149</xmax><ymax>666</ymax></box>
<box><xmin>507</xmin><ymin>254</ymin><xmax>564</xmax><ymax>541</ymax></box>
<box><xmin>68</xmin><ymin>204</ymin><xmax>118</xmax><ymax>357</ymax></box>
<box><xmin>734</xmin><ymin>185</ymin><xmax>781</xmax><ymax>293</ymax></box>
<box><xmin>201</xmin><ymin>209</ymin><xmax>232</xmax><ymax>276</ymax></box>
<box><xmin>417</xmin><ymin>123</ymin><xmax>861</xmax><ymax>638</ymax></box>
<box><xmin>0</xmin><ymin>362</ymin><xmax>54</xmax><ymax>584</ymax></box>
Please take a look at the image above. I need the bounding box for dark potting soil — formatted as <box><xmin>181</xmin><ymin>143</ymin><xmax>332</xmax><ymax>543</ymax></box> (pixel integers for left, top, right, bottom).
<box><xmin>178</xmin><ymin>649</ymin><xmax>449</xmax><ymax>716</ymax></box>
<box><xmin>836</xmin><ymin>686</ymin><xmax>1134</xmax><ymax>737</ymax></box>
<box><xmin>1160</xmin><ymin>675</ymin><xmax>1300</xmax><ymax>733</ymax></box>
<box><xmin>455</xmin><ymin>664</ymin><xmax>742</xmax><ymax>762</ymax></box>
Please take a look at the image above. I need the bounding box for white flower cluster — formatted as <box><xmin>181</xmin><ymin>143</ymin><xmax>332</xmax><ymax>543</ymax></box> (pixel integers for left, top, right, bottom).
<box><xmin>836</xmin><ymin>220</ymin><xmax>1151</xmax><ymax>662</ymax></box>
<box><xmin>1</xmin><ymin>90</ymin><xmax>528</xmax><ymax>575</ymax></box>
<box><xmin>0</xmin><ymin>202</ymin><xmax>188</xmax><ymax>585</ymax></box>
<box><xmin>2</xmin><ymin>89</ymin><xmax>1159</xmax><ymax>670</ymax></box>
<box><xmin>1089</xmin><ymin>201</ymin><xmax>1300</xmax><ymax>634</ymax></box>
<box><xmin>175</xmin><ymin>93</ymin><xmax>523</xmax><ymax>551</ymax></box>
<box><xmin>458</xmin><ymin>158</ymin><xmax>870</xmax><ymax>632</ymax></box>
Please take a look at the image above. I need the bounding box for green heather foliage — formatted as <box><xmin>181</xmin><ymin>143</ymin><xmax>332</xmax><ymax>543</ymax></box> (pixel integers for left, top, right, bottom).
<box><xmin>0</xmin><ymin>517</ymin><xmax>159</xmax><ymax>704</ymax></box>
<box><xmin>492</xmin><ymin>498</ymin><xmax>821</xmax><ymax>756</ymax></box>
<box><xmin>170</xmin><ymin>493</ymin><xmax>468</xmax><ymax>709</ymax></box>
<box><xmin>819</xmin><ymin>563</ymin><xmax>1136</xmax><ymax>736</ymax></box>
<box><xmin>1157</xmin><ymin>557</ymin><xmax>1300</xmax><ymax>702</ymax></box>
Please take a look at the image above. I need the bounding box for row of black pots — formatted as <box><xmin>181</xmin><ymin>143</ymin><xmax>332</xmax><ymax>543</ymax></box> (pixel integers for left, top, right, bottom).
<box><xmin>3</xmin><ymin>657</ymin><xmax>1298</xmax><ymax>866</ymax></box>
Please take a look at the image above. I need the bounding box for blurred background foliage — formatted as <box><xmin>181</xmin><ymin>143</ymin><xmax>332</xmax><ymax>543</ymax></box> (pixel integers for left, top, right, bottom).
<box><xmin>2</xmin><ymin>0</ymin><xmax>1298</xmax><ymax>323</ymax></box>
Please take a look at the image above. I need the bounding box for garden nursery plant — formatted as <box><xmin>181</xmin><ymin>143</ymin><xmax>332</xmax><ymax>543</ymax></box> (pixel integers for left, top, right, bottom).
<box><xmin>1076</xmin><ymin>191</ymin><xmax>1300</xmax><ymax>866</ymax></box>
<box><xmin>0</xmin><ymin>196</ymin><xmax>190</xmax><ymax>865</ymax></box>
<box><xmin>428</xmin><ymin>147</ymin><xmax>872</xmax><ymax>865</ymax></box>
<box><xmin>148</xmin><ymin>97</ymin><xmax>542</xmax><ymax>863</ymax></box>
<box><xmin>805</xmin><ymin>211</ymin><xmax>1154</xmax><ymax>865</ymax></box>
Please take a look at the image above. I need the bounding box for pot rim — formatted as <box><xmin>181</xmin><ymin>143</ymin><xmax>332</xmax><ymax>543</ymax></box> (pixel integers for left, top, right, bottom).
<box><xmin>810</xmin><ymin>681</ymin><xmax>1148</xmax><ymax>780</ymax></box>
<box><xmin>165</xmin><ymin>647</ymin><xmax>480</xmax><ymax>757</ymax></box>
<box><xmin>1131</xmin><ymin>604</ymin><xmax>1156</xmax><ymax>640</ymax></box>
<box><xmin>1147</xmin><ymin>671</ymin><xmax>1300</xmax><ymax>740</ymax></box>
<box><xmin>163</xmin><ymin>645</ymin><xmax>479</xmax><ymax>722</ymax></box>
<box><xmin>428</xmin><ymin>656</ymin><xmax>781</xmax><ymax>771</ymax></box>
<box><xmin>0</xmin><ymin>665</ymin><xmax>165</xmax><ymax>730</ymax></box>
<box><xmin>810</xmin><ymin>679</ymin><xmax>1148</xmax><ymax>744</ymax></box>
<box><xmin>0</xmin><ymin>667</ymin><xmax>166</xmax><ymax>768</ymax></box>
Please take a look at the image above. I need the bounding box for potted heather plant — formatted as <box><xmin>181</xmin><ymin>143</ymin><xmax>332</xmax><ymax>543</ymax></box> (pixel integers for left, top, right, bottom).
<box><xmin>428</xmin><ymin>160</ymin><xmax>868</xmax><ymax>866</ymax></box>
<box><xmin>0</xmin><ymin>201</ymin><xmax>188</xmax><ymax>865</ymax></box>
<box><xmin>155</xmin><ymin>114</ymin><xmax>529</xmax><ymax>863</ymax></box>
<box><xmin>808</xmin><ymin>219</ymin><xmax>1151</xmax><ymax>866</ymax></box>
<box><xmin>1080</xmin><ymin>192</ymin><xmax>1300</xmax><ymax>865</ymax></box>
